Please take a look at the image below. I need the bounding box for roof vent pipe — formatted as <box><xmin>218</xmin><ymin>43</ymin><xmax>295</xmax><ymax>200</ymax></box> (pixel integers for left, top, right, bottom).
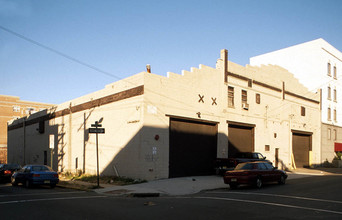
<box><xmin>146</xmin><ymin>64</ymin><xmax>151</xmax><ymax>73</ymax></box>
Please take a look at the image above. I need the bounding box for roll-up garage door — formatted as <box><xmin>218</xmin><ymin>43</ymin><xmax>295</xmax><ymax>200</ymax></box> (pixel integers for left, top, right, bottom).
<box><xmin>169</xmin><ymin>118</ymin><xmax>218</xmax><ymax>178</ymax></box>
<box><xmin>292</xmin><ymin>133</ymin><xmax>311</xmax><ymax>168</ymax></box>
<box><xmin>228</xmin><ymin>124</ymin><xmax>254</xmax><ymax>157</ymax></box>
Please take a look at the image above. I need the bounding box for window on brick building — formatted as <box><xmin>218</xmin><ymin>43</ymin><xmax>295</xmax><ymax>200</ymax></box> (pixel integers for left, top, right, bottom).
<box><xmin>13</xmin><ymin>106</ymin><xmax>20</xmax><ymax>112</ymax></box>
<box><xmin>25</xmin><ymin>107</ymin><xmax>35</xmax><ymax>115</ymax></box>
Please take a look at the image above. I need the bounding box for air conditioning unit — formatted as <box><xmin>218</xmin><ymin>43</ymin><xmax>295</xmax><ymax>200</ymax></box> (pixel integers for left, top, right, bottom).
<box><xmin>242</xmin><ymin>103</ymin><xmax>249</xmax><ymax>110</ymax></box>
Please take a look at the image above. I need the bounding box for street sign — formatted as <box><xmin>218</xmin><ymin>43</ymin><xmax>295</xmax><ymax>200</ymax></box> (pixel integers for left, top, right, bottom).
<box><xmin>89</xmin><ymin>128</ymin><xmax>105</xmax><ymax>134</ymax></box>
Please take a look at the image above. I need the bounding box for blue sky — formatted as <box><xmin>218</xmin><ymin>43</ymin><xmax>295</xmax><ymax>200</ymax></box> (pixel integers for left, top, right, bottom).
<box><xmin>1</xmin><ymin>0</ymin><xmax>342</xmax><ymax>104</ymax></box>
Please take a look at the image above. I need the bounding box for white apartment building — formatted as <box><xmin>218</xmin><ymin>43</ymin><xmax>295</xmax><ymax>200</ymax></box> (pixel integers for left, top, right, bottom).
<box><xmin>250</xmin><ymin>38</ymin><xmax>342</xmax><ymax>163</ymax></box>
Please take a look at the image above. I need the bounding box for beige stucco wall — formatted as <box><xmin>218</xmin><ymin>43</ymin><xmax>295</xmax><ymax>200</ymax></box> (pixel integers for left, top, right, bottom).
<box><xmin>142</xmin><ymin>53</ymin><xmax>320</xmax><ymax>173</ymax></box>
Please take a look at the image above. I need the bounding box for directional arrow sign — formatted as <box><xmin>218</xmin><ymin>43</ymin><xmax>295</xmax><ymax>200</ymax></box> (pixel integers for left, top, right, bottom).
<box><xmin>89</xmin><ymin>128</ymin><xmax>105</xmax><ymax>134</ymax></box>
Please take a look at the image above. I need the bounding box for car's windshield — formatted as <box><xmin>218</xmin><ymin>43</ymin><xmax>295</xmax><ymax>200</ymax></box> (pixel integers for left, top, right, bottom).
<box><xmin>235</xmin><ymin>163</ymin><xmax>254</xmax><ymax>170</ymax></box>
<box><xmin>236</xmin><ymin>153</ymin><xmax>252</xmax><ymax>158</ymax></box>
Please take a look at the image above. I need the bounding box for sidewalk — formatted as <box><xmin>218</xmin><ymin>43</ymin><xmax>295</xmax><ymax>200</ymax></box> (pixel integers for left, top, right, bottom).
<box><xmin>289</xmin><ymin>167</ymin><xmax>342</xmax><ymax>175</ymax></box>
<box><xmin>95</xmin><ymin>176</ymin><xmax>227</xmax><ymax>197</ymax></box>
<box><xmin>59</xmin><ymin>168</ymin><xmax>342</xmax><ymax>197</ymax></box>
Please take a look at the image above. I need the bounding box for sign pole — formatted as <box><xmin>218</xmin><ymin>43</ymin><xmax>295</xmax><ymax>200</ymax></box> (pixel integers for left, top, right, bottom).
<box><xmin>96</xmin><ymin>128</ymin><xmax>99</xmax><ymax>188</ymax></box>
<box><xmin>89</xmin><ymin>119</ymin><xmax>105</xmax><ymax>188</ymax></box>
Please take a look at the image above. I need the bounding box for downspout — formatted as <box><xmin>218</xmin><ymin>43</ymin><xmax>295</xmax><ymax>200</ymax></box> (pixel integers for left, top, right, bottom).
<box><xmin>23</xmin><ymin>117</ymin><xmax>26</xmax><ymax>165</ymax></box>
<box><xmin>68</xmin><ymin>103</ymin><xmax>72</xmax><ymax>171</ymax></box>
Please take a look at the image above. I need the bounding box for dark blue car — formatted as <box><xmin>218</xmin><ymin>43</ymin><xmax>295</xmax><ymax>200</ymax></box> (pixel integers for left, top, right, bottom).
<box><xmin>11</xmin><ymin>165</ymin><xmax>59</xmax><ymax>188</ymax></box>
<box><xmin>0</xmin><ymin>164</ymin><xmax>21</xmax><ymax>182</ymax></box>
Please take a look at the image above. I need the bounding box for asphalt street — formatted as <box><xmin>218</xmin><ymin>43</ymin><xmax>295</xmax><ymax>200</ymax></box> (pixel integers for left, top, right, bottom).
<box><xmin>0</xmin><ymin>175</ymin><xmax>341</xmax><ymax>220</ymax></box>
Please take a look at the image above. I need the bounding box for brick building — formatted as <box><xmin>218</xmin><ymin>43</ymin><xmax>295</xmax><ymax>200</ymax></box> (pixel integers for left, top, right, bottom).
<box><xmin>0</xmin><ymin>95</ymin><xmax>54</xmax><ymax>163</ymax></box>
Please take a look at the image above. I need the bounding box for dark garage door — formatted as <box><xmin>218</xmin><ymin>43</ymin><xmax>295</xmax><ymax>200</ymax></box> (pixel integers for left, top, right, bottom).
<box><xmin>169</xmin><ymin>118</ymin><xmax>217</xmax><ymax>178</ymax></box>
<box><xmin>292</xmin><ymin>133</ymin><xmax>311</xmax><ymax>168</ymax></box>
<box><xmin>228</xmin><ymin>124</ymin><xmax>254</xmax><ymax>157</ymax></box>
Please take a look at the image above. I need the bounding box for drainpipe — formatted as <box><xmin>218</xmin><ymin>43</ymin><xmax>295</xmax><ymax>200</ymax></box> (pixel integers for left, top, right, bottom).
<box><xmin>23</xmin><ymin>117</ymin><xmax>26</xmax><ymax>165</ymax></box>
<box><xmin>289</xmin><ymin>114</ymin><xmax>295</xmax><ymax>169</ymax></box>
<box><xmin>221</xmin><ymin>49</ymin><xmax>228</xmax><ymax>83</ymax></box>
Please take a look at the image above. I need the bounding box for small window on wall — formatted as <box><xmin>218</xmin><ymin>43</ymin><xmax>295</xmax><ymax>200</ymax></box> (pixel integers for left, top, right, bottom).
<box><xmin>334</xmin><ymin>109</ymin><xmax>337</xmax><ymax>122</ymax></box>
<box><xmin>334</xmin><ymin>89</ymin><xmax>337</xmax><ymax>102</ymax></box>
<box><xmin>301</xmin><ymin>106</ymin><xmax>306</xmax><ymax>116</ymax></box>
<box><xmin>265</xmin><ymin>145</ymin><xmax>270</xmax><ymax>151</ymax></box>
<box><xmin>256</xmin><ymin>93</ymin><xmax>261</xmax><ymax>104</ymax></box>
<box><xmin>327</xmin><ymin>62</ymin><xmax>331</xmax><ymax>76</ymax></box>
<box><xmin>333</xmin><ymin>129</ymin><xmax>337</xmax><ymax>141</ymax></box>
<box><xmin>13</xmin><ymin>106</ymin><xmax>20</xmax><ymax>112</ymax></box>
<box><xmin>334</xmin><ymin>66</ymin><xmax>337</xmax><ymax>79</ymax></box>
<box><xmin>228</xmin><ymin>86</ymin><xmax>234</xmax><ymax>107</ymax></box>
<box><xmin>328</xmin><ymin>128</ymin><xmax>331</xmax><ymax>140</ymax></box>
<box><xmin>328</xmin><ymin>86</ymin><xmax>331</xmax><ymax>100</ymax></box>
<box><xmin>25</xmin><ymin>107</ymin><xmax>36</xmax><ymax>115</ymax></box>
<box><xmin>328</xmin><ymin>107</ymin><xmax>331</xmax><ymax>121</ymax></box>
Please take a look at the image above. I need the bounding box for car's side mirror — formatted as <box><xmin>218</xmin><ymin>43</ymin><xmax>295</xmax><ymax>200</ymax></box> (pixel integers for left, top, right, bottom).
<box><xmin>263</xmin><ymin>156</ymin><xmax>266</xmax><ymax>159</ymax></box>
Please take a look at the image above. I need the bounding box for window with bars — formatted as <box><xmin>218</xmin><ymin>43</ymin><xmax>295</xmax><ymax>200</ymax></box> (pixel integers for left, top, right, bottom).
<box><xmin>242</xmin><ymin>90</ymin><xmax>247</xmax><ymax>104</ymax></box>
<box><xmin>228</xmin><ymin>86</ymin><xmax>234</xmax><ymax>107</ymax></box>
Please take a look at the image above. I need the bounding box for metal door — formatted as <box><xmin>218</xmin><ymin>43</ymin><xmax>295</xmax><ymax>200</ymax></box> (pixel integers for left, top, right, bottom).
<box><xmin>169</xmin><ymin>118</ymin><xmax>217</xmax><ymax>178</ymax></box>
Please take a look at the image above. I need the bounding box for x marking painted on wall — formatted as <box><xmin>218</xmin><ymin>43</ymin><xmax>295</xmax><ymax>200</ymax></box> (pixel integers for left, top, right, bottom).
<box><xmin>198</xmin><ymin>94</ymin><xmax>204</xmax><ymax>103</ymax></box>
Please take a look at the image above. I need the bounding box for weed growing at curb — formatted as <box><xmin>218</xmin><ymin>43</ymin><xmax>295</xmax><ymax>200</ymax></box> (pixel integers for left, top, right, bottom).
<box><xmin>60</xmin><ymin>173</ymin><xmax>146</xmax><ymax>186</ymax></box>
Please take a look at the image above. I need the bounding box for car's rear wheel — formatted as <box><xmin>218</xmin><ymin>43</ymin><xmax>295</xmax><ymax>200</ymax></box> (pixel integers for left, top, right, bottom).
<box><xmin>255</xmin><ymin>177</ymin><xmax>262</xmax><ymax>189</ymax></box>
<box><xmin>278</xmin><ymin>175</ymin><xmax>286</xmax><ymax>185</ymax></box>
<box><xmin>11</xmin><ymin>177</ymin><xmax>18</xmax><ymax>186</ymax></box>
<box><xmin>229</xmin><ymin>183</ymin><xmax>238</xmax><ymax>189</ymax></box>
<box><xmin>25</xmin><ymin>180</ymin><xmax>31</xmax><ymax>188</ymax></box>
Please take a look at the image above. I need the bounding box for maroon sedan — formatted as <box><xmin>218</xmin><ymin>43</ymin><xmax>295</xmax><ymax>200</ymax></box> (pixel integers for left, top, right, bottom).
<box><xmin>223</xmin><ymin>161</ymin><xmax>287</xmax><ymax>189</ymax></box>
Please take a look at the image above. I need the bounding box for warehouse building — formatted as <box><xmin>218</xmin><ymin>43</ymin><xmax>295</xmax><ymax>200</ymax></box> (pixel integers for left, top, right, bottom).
<box><xmin>8</xmin><ymin>50</ymin><xmax>321</xmax><ymax>180</ymax></box>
